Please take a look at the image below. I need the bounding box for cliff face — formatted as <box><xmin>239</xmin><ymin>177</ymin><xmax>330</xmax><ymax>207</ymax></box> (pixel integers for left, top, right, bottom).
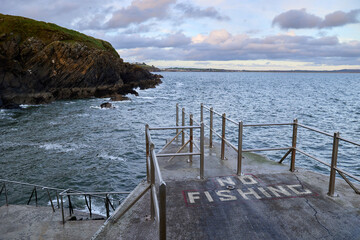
<box><xmin>0</xmin><ymin>14</ymin><xmax>162</xmax><ymax>108</ymax></box>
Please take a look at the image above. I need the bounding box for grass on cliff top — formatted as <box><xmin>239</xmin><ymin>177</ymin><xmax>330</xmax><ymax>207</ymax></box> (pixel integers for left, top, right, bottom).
<box><xmin>0</xmin><ymin>13</ymin><xmax>119</xmax><ymax>58</ymax></box>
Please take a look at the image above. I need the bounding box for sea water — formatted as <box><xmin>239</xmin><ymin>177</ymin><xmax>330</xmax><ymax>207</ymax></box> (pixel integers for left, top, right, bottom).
<box><xmin>1</xmin><ymin>72</ymin><xmax>359</xmax><ymax>214</ymax></box>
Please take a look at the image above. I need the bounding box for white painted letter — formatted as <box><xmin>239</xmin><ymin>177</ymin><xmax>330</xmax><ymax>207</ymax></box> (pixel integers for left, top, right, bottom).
<box><xmin>238</xmin><ymin>175</ymin><xmax>258</xmax><ymax>185</ymax></box>
<box><xmin>257</xmin><ymin>187</ymin><xmax>272</xmax><ymax>198</ymax></box>
<box><xmin>216</xmin><ymin>190</ymin><xmax>237</xmax><ymax>201</ymax></box>
<box><xmin>287</xmin><ymin>185</ymin><xmax>312</xmax><ymax>195</ymax></box>
<box><xmin>204</xmin><ymin>191</ymin><xmax>214</xmax><ymax>202</ymax></box>
<box><xmin>216</xmin><ymin>177</ymin><xmax>236</xmax><ymax>187</ymax></box>
<box><xmin>237</xmin><ymin>188</ymin><xmax>261</xmax><ymax>200</ymax></box>
<box><xmin>267</xmin><ymin>186</ymin><xmax>291</xmax><ymax>197</ymax></box>
<box><xmin>188</xmin><ymin>192</ymin><xmax>200</xmax><ymax>203</ymax></box>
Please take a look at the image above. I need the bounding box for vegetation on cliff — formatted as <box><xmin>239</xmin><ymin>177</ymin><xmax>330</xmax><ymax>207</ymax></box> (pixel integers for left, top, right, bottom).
<box><xmin>0</xmin><ymin>14</ymin><xmax>162</xmax><ymax>108</ymax></box>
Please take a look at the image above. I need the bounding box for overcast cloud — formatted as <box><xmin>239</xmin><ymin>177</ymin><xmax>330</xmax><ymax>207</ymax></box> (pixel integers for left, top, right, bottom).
<box><xmin>273</xmin><ymin>8</ymin><xmax>360</xmax><ymax>29</ymax></box>
<box><xmin>1</xmin><ymin>0</ymin><xmax>359</xmax><ymax>69</ymax></box>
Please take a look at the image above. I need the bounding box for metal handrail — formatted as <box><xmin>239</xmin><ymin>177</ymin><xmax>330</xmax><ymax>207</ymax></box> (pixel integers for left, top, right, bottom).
<box><xmin>199</xmin><ymin>103</ymin><xmax>360</xmax><ymax>196</ymax></box>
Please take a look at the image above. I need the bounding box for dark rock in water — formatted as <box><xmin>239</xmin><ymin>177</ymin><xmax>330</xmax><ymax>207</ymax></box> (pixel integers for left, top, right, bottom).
<box><xmin>100</xmin><ymin>102</ymin><xmax>113</xmax><ymax>108</ymax></box>
<box><xmin>0</xmin><ymin>14</ymin><xmax>162</xmax><ymax>109</ymax></box>
<box><xmin>110</xmin><ymin>94</ymin><xmax>130</xmax><ymax>101</ymax></box>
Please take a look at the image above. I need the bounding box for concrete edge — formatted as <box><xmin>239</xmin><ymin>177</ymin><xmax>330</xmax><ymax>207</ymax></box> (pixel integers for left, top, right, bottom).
<box><xmin>91</xmin><ymin>180</ymin><xmax>149</xmax><ymax>239</ymax></box>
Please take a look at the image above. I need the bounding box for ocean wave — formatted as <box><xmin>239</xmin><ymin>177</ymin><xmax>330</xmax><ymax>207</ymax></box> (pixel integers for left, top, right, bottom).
<box><xmin>98</xmin><ymin>152</ymin><xmax>126</xmax><ymax>162</ymax></box>
<box><xmin>39</xmin><ymin>143</ymin><xmax>85</xmax><ymax>153</ymax></box>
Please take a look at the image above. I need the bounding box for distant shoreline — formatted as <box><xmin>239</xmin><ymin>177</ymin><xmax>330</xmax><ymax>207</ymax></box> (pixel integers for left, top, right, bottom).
<box><xmin>156</xmin><ymin>68</ymin><xmax>360</xmax><ymax>73</ymax></box>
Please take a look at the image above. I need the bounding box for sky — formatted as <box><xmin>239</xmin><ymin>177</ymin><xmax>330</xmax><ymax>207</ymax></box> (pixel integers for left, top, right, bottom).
<box><xmin>1</xmin><ymin>0</ymin><xmax>360</xmax><ymax>70</ymax></box>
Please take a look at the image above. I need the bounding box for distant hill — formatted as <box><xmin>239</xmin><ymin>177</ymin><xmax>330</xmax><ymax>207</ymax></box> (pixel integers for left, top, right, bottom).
<box><xmin>134</xmin><ymin>62</ymin><xmax>161</xmax><ymax>72</ymax></box>
<box><xmin>160</xmin><ymin>67</ymin><xmax>360</xmax><ymax>73</ymax></box>
<box><xmin>0</xmin><ymin>14</ymin><xmax>162</xmax><ymax>108</ymax></box>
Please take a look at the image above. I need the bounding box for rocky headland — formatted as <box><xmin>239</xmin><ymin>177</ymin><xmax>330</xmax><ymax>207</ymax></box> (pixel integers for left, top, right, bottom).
<box><xmin>0</xmin><ymin>14</ymin><xmax>162</xmax><ymax>108</ymax></box>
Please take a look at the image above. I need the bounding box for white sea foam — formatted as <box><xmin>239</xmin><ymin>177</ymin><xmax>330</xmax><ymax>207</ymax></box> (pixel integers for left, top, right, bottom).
<box><xmin>19</xmin><ymin>104</ymin><xmax>39</xmax><ymax>108</ymax></box>
<box><xmin>98</xmin><ymin>152</ymin><xmax>126</xmax><ymax>162</ymax></box>
<box><xmin>39</xmin><ymin>143</ymin><xmax>78</xmax><ymax>152</ymax></box>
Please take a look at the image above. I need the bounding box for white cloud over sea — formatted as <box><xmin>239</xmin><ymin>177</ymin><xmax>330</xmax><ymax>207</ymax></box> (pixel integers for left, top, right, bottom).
<box><xmin>1</xmin><ymin>0</ymin><xmax>359</xmax><ymax>70</ymax></box>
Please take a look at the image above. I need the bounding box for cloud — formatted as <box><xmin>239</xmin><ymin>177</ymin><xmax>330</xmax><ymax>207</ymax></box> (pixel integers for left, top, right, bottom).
<box><xmin>105</xmin><ymin>0</ymin><xmax>176</xmax><ymax>29</ymax></box>
<box><xmin>174</xmin><ymin>3</ymin><xmax>230</xmax><ymax>21</ymax></box>
<box><xmin>108</xmin><ymin>32</ymin><xmax>191</xmax><ymax>49</ymax></box>
<box><xmin>117</xmin><ymin>29</ymin><xmax>360</xmax><ymax>65</ymax></box>
<box><xmin>273</xmin><ymin>8</ymin><xmax>360</xmax><ymax>29</ymax></box>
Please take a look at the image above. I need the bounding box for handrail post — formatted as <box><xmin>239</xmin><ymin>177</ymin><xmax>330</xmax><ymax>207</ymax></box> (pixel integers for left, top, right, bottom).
<box><xmin>200</xmin><ymin>103</ymin><xmax>204</xmax><ymax>123</ymax></box>
<box><xmin>4</xmin><ymin>184</ymin><xmax>8</xmax><ymax>206</ymax></box>
<box><xmin>182</xmin><ymin>108</ymin><xmax>185</xmax><ymax>146</ymax></box>
<box><xmin>150</xmin><ymin>143</ymin><xmax>155</xmax><ymax>220</ymax></box>
<box><xmin>200</xmin><ymin>122</ymin><xmax>205</xmax><ymax>179</ymax></box>
<box><xmin>290</xmin><ymin>119</ymin><xmax>298</xmax><ymax>172</ymax></box>
<box><xmin>237</xmin><ymin>121</ymin><xmax>243</xmax><ymax>175</ymax></box>
<box><xmin>221</xmin><ymin>113</ymin><xmax>226</xmax><ymax>160</ymax></box>
<box><xmin>159</xmin><ymin>182</ymin><xmax>167</xmax><ymax>240</ymax></box>
<box><xmin>328</xmin><ymin>132</ymin><xmax>340</xmax><ymax>196</ymax></box>
<box><xmin>145</xmin><ymin>124</ymin><xmax>150</xmax><ymax>183</ymax></box>
<box><xmin>209</xmin><ymin>107</ymin><xmax>213</xmax><ymax>148</ymax></box>
<box><xmin>189</xmin><ymin>114</ymin><xmax>193</xmax><ymax>162</ymax></box>
<box><xmin>61</xmin><ymin>195</ymin><xmax>65</xmax><ymax>224</ymax></box>
<box><xmin>176</xmin><ymin>104</ymin><xmax>179</xmax><ymax>138</ymax></box>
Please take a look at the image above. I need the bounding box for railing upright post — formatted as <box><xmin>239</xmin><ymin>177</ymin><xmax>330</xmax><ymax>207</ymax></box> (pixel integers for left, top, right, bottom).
<box><xmin>200</xmin><ymin>122</ymin><xmax>205</xmax><ymax>179</ymax></box>
<box><xmin>200</xmin><ymin>103</ymin><xmax>204</xmax><ymax>123</ymax></box>
<box><xmin>145</xmin><ymin>124</ymin><xmax>150</xmax><ymax>183</ymax></box>
<box><xmin>176</xmin><ymin>104</ymin><xmax>179</xmax><ymax>138</ymax></box>
<box><xmin>237</xmin><ymin>121</ymin><xmax>243</xmax><ymax>175</ymax></box>
<box><xmin>150</xmin><ymin>143</ymin><xmax>155</xmax><ymax>220</ymax></box>
<box><xmin>4</xmin><ymin>184</ymin><xmax>8</xmax><ymax>206</ymax></box>
<box><xmin>290</xmin><ymin>119</ymin><xmax>298</xmax><ymax>172</ymax></box>
<box><xmin>189</xmin><ymin>114</ymin><xmax>193</xmax><ymax>162</ymax></box>
<box><xmin>61</xmin><ymin>195</ymin><xmax>65</xmax><ymax>224</ymax></box>
<box><xmin>182</xmin><ymin>108</ymin><xmax>185</xmax><ymax>146</ymax></box>
<box><xmin>221</xmin><ymin>113</ymin><xmax>226</xmax><ymax>160</ymax></box>
<box><xmin>159</xmin><ymin>182</ymin><xmax>167</xmax><ymax>240</ymax></box>
<box><xmin>328</xmin><ymin>132</ymin><xmax>340</xmax><ymax>196</ymax></box>
<box><xmin>209</xmin><ymin>107</ymin><xmax>213</xmax><ymax>148</ymax></box>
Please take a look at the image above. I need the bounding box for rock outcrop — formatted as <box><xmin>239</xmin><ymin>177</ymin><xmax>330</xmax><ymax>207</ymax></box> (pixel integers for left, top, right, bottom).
<box><xmin>0</xmin><ymin>14</ymin><xmax>162</xmax><ymax>108</ymax></box>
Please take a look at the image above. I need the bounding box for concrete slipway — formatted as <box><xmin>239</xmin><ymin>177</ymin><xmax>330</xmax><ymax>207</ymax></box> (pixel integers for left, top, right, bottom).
<box><xmin>93</xmin><ymin>141</ymin><xmax>360</xmax><ymax>240</ymax></box>
<box><xmin>1</xmin><ymin>141</ymin><xmax>359</xmax><ymax>239</ymax></box>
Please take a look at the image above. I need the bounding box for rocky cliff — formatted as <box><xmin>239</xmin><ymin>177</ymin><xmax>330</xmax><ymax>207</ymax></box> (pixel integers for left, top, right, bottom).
<box><xmin>0</xmin><ymin>14</ymin><xmax>162</xmax><ymax>108</ymax></box>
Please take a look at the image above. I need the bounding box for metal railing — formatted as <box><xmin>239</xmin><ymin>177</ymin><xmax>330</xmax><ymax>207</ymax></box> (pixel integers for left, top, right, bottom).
<box><xmin>145</xmin><ymin>121</ymin><xmax>205</xmax><ymax>240</ymax></box>
<box><xmin>176</xmin><ymin>103</ymin><xmax>360</xmax><ymax>197</ymax></box>
<box><xmin>58</xmin><ymin>190</ymin><xmax>130</xmax><ymax>224</ymax></box>
<box><xmin>0</xmin><ymin>179</ymin><xmax>130</xmax><ymax>224</ymax></box>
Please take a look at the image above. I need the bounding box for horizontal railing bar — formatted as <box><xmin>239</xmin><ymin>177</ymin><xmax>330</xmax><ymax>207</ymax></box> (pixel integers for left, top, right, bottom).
<box><xmin>114</xmin><ymin>184</ymin><xmax>151</xmax><ymax>221</ymax></box>
<box><xmin>184</xmin><ymin>132</ymin><xmax>200</xmax><ymax>151</ymax></box>
<box><xmin>243</xmin><ymin>147</ymin><xmax>292</xmax><ymax>152</ymax></box>
<box><xmin>157</xmin><ymin>130</ymin><xmax>183</xmax><ymax>154</ymax></box>
<box><xmin>296</xmin><ymin>148</ymin><xmax>331</xmax><ymax>168</ymax></box>
<box><xmin>226</xmin><ymin>117</ymin><xmax>238</xmax><ymax>125</ymax></box>
<box><xmin>202</xmin><ymin>105</ymin><xmax>222</xmax><ymax>116</ymax></box>
<box><xmin>338</xmin><ymin>137</ymin><xmax>360</xmax><ymax>147</ymax></box>
<box><xmin>151</xmin><ymin>185</ymin><xmax>160</xmax><ymax>223</ymax></box>
<box><xmin>297</xmin><ymin>123</ymin><xmax>333</xmax><ymax>137</ymax></box>
<box><xmin>334</xmin><ymin>167</ymin><xmax>360</xmax><ymax>183</ymax></box>
<box><xmin>61</xmin><ymin>192</ymin><xmax>130</xmax><ymax>196</ymax></box>
<box><xmin>224</xmin><ymin>138</ymin><xmax>238</xmax><ymax>152</ymax></box>
<box><xmin>244</xmin><ymin>123</ymin><xmax>293</xmax><ymax>127</ymax></box>
<box><xmin>149</xmin><ymin>126</ymin><xmax>200</xmax><ymax>130</ymax></box>
<box><xmin>202</xmin><ymin>105</ymin><xmax>212</xmax><ymax>111</ymax></box>
<box><xmin>151</xmin><ymin>149</ymin><xmax>164</xmax><ymax>183</ymax></box>
<box><xmin>0</xmin><ymin>179</ymin><xmax>64</xmax><ymax>191</ymax></box>
<box><xmin>157</xmin><ymin>152</ymin><xmax>201</xmax><ymax>157</ymax></box>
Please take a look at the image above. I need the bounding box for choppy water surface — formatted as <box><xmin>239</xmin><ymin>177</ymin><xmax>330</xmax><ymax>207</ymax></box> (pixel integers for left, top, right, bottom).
<box><xmin>1</xmin><ymin>72</ymin><xmax>360</xmax><ymax>213</ymax></box>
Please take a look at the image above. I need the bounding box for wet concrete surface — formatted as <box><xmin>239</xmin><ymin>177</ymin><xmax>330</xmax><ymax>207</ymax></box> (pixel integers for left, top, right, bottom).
<box><xmin>94</xmin><ymin>140</ymin><xmax>360</xmax><ymax>239</ymax></box>
<box><xmin>0</xmin><ymin>204</ymin><xmax>104</xmax><ymax>240</ymax></box>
